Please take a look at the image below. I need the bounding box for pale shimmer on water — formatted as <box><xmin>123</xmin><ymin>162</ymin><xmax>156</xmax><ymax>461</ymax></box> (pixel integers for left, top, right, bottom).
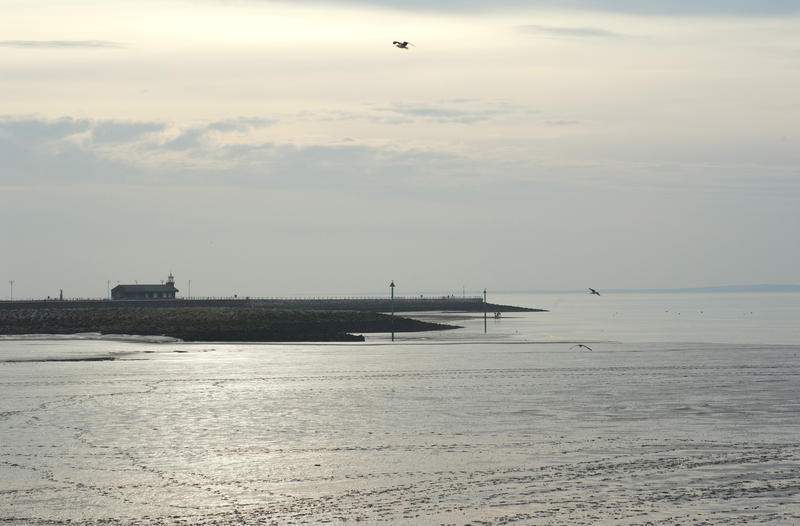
<box><xmin>1</xmin><ymin>292</ymin><xmax>799</xmax><ymax>525</ymax></box>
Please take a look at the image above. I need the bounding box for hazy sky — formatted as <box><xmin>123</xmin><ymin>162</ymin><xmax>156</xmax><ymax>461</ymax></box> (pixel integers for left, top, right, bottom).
<box><xmin>2</xmin><ymin>0</ymin><xmax>799</xmax><ymax>299</ymax></box>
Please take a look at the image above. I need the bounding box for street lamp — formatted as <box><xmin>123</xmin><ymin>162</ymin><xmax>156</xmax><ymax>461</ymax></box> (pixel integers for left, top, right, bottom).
<box><xmin>390</xmin><ymin>280</ymin><xmax>395</xmax><ymax>342</ymax></box>
<box><xmin>8</xmin><ymin>280</ymin><xmax>13</xmax><ymax>302</ymax></box>
<box><xmin>484</xmin><ymin>288</ymin><xmax>487</xmax><ymax>334</ymax></box>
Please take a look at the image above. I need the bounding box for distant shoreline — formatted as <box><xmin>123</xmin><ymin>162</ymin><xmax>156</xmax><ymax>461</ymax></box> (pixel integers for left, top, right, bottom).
<box><xmin>503</xmin><ymin>284</ymin><xmax>800</xmax><ymax>294</ymax></box>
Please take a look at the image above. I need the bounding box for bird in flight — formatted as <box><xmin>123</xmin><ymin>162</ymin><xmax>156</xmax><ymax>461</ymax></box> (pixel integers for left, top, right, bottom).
<box><xmin>570</xmin><ymin>344</ymin><xmax>593</xmax><ymax>351</ymax></box>
<box><xmin>393</xmin><ymin>41</ymin><xmax>414</xmax><ymax>49</ymax></box>
<box><xmin>589</xmin><ymin>288</ymin><xmax>601</xmax><ymax>296</ymax></box>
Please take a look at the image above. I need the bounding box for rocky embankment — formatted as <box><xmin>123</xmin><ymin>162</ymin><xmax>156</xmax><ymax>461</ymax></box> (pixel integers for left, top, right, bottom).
<box><xmin>0</xmin><ymin>305</ymin><xmax>458</xmax><ymax>342</ymax></box>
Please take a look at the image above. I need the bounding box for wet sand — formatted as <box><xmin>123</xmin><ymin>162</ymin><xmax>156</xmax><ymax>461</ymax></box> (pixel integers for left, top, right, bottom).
<box><xmin>1</xmin><ymin>328</ymin><xmax>798</xmax><ymax>525</ymax></box>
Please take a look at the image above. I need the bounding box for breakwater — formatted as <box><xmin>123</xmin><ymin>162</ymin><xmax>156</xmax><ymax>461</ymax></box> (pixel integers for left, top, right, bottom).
<box><xmin>0</xmin><ymin>298</ymin><xmax>542</xmax><ymax>342</ymax></box>
<box><xmin>0</xmin><ymin>305</ymin><xmax>463</xmax><ymax>342</ymax></box>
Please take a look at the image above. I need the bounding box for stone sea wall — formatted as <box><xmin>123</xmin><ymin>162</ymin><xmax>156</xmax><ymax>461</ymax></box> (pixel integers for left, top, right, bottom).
<box><xmin>0</xmin><ymin>305</ymin><xmax>458</xmax><ymax>342</ymax></box>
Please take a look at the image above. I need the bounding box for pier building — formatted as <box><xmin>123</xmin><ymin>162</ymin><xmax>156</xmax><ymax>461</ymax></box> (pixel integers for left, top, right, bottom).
<box><xmin>111</xmin><ymin>273</ymin><xmax>179</xmax><ymax>300</ymax></box>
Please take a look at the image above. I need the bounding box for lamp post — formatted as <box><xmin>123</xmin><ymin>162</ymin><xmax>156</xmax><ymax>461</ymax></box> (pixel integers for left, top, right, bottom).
<box><xmin>9</xmin><ymin>280</ymin><xmax>14</xmax><ymax>302</ymax></box>
<box><xmin>390</xmin><ymin>280</ymin><xmax>395</xmax><ymax>342</ymax></box>
<box><xmin>483</xmin><ymin>288</ymin><xmax>487</xmax><ymax>334</ymax></box>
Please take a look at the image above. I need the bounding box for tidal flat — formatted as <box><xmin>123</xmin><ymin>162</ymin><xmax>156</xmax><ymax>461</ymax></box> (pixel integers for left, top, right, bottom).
<box><xmin>1</xmin><ymin>298</ymin><xmax>799</xmax><ymax>525</ymax></box>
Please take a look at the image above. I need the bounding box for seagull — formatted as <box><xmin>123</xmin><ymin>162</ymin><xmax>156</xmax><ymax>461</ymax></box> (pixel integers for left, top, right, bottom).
<box><xmin>589</xmin><ymin>288</ymin><xmax>601</xmax><ymax>296</ymax></box>
<box><xmin>393</xmin><ymin>41</ymin><xmax>414</xmax><ymax>49</ymax></box>
<box><xmin>570</xmin><ymin>344</ymin><xmax>593</xmax><ymax>351</ymax></box>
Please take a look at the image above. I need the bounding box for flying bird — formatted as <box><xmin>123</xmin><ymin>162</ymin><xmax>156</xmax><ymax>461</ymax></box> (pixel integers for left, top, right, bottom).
<box><xmin>570</xmin><ymin>344</ymin><xmax>593</xmax><ymax>351</ymax></box>
<box><xmin>393</xmin><ymin>41</ymin><xmax>414</xmax><ymax>49</ymax></box>
<box><xmin>589</xmin><ymin>288</ymin><xmax>601</xmax><ymax>296</ymax></box>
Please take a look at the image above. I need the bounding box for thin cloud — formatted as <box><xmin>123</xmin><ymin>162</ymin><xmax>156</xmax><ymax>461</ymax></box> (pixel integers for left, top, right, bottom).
<box><xmin>163</xmin><ymin>129</ymin><xmax>206</xmax><ymax>151</ymax></box>
<box><xmin>0</xmin><ymin>40</ymin><xmax>124</xmax><ymax>49</ymax></box>
<box><xmin>519</xmin><ymin>25</ymin><xmax>626</xmax><ymax>39</ymax></box>
<box><xmin>374</xmin><ymin>100</ymin><xmax>537</xmax><ymax>125</ymax></box>
<box><xmin>3</xmin><ymin>115</ymin><xmax>795</xmax><ymax>199</ymax></box>
<box><xmin>0</xmin><ymin>116</ymin><xmax>91</xmax><ymax>143</ymax></box>
<box><xmin>207</xmin><ymin>117</ymin><xmax>278</xmax><ymax>133</ymax></box>
<box><xmin>383</xmin><ymin>103</ymin><xmax>496</xmax><ymax>124</ymax></box>
<box><xmin>163</xmin><ymin>118</ymin><xmax>278</xmax><ymax>150</ymax></box>
<box><xmin>268</xmin><ymin>0</ymin><xmax>800</xmax><ymax>16</ymax></box>
<box><xmin>0</xmin><ymin>115</ymin><xmax>492</xmax><ymax>192</ymax></box>
<box><xmin>91</xmin><ymin>121</ymin><xmax>165</xmax><ymax>144</ymax></box>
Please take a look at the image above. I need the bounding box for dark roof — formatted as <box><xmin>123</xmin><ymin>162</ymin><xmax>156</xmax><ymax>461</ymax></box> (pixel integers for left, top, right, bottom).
<box><xmin>112</xmin><ymin>284</ymin><xmax>178</xmax><ymax>293</ymax></box>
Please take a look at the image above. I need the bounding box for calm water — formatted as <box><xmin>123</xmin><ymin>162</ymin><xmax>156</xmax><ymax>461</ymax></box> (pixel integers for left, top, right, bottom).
<box><xmin>1</xmin><ymin>293</ymin><xmax>798</xmax><ymax>525</ymax></box>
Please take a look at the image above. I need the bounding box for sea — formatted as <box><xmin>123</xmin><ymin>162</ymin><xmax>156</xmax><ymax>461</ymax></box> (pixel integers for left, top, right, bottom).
<box><xmin>1</xmin><ymin>292</ymin><xmax>798</xmax><ymax>525</ymax></box>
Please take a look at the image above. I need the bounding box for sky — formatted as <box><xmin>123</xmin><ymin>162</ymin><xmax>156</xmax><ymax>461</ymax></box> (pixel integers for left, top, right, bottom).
<box><xmin>2</xmin><ymin>0</ymin><xmax>799</xmax><ymax>299</ymax></box>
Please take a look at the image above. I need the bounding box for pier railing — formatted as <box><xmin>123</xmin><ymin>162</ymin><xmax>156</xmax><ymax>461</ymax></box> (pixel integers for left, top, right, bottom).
<box><xmin>0</xmin><ymin>295</ymin><xmax>486</xmax><ymax>310</ymax></box>
<box><xmin>1</xmin><ymin>295</ymin><xmax>484</xmax><ymax>303</ymax></box>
